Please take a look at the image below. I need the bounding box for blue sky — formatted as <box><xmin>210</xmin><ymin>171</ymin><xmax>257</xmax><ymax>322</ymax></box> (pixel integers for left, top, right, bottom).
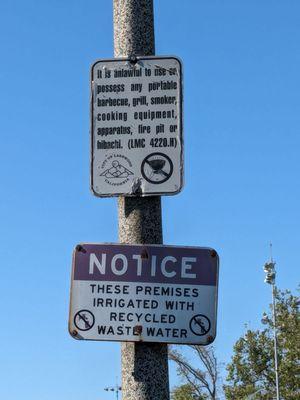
<box><xmin>0</xmin><ymin>1</ymin><xmax>299</xmax><ymax>399</ymax></box>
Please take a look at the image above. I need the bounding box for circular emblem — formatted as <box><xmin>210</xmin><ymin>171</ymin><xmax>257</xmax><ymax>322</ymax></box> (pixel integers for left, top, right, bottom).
<box><xmin>99</xmin><ymin>154</ymin><xmax>133</xmax><ymax>187</ymax></box>
<box><xmin>189</xmin><ymin>314</ymin><xmax>211</xmax><ymax>336</ymax></box>
<box><xmin>74</xmin><ymin>310</ymin><xmax>95</xmax><ymax>331</ymax></box>
<box><xmin>141</xmin><ymin>152</ymin><xmax>173</xmax><ymax>184</ymax></box>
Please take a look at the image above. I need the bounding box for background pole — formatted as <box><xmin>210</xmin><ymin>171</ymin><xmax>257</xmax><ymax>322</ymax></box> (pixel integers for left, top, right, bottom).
<box><xmin>272</xmin><ymin>284</ymin><xmax>280</xmax><ymax>400</ymax></box>
<box><xmin>113</xmin><ymin>1</ymin><xmax>170</xmax><ymax>399</ymax></box>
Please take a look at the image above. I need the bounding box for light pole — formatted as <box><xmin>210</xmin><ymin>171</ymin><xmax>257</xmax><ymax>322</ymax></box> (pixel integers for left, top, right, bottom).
<box><xmin>263</xmin><ymin>247</ymin><xmax>280</xmax><ymax>400</ymax></box>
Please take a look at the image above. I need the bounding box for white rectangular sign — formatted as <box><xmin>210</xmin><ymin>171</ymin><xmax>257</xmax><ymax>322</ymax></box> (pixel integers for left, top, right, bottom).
<box><xmin>90</xmin><ymin>56</ymin><xmax>183</xmax><ymax>197</ymax></box>
<box><xmin>69</xmin><ymin>244</ymin><xmax>219</xmax><ymax>345</ymax></box>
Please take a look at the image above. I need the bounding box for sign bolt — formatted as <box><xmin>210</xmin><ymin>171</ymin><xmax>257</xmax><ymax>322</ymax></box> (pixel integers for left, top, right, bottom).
<box><xmin>141</xmin><ymin>249</ymin><xmax>149</xmax><ymax>259</ymax></box>
<box><xmin>210</xmin><ymin>249</ymin><xmax>217</xmax><ymax>258</ymax></box>
<box><xmin>207</xmin><ymin>335</ymin><xmax>214</xmax><ymax>344</ymax></box>
<box><xmin>76</xmin><ymin>245</ymin><xmax>86</xmax><ymax>253</ymax></box>
<box><xmin>129</xmin><ymin>55</ymin><xmax>138</xmax><ymax>65</ymax></box>
<box><xmin>133</xmin><ymin>325</ymin><xmax>143</xmax><ymax>335</ymax></box>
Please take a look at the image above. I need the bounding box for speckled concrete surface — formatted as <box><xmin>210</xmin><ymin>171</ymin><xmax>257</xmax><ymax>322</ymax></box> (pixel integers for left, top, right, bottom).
<box><xmin>114</xmin><ymin>1</ymin><xmax>170</xmax><ymax>398</ymax></box>
<box><xmin>114</xmin><ymin>0</ymin><xmax>155</xmax><ymax>57</ymax></box>
<box><xmin>121</xmin><ymin>342</ymin><xmax>169</xmax><ymax>400</ymax></box>
<box><xmin>118</xmin><ymin>196</ymin><xmax>163</xmax><ymax>245</ymax></box>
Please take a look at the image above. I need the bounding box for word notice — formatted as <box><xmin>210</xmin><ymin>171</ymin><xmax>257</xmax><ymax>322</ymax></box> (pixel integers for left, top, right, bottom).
<box><xmin>90</xmin><ymin>56</ymin><xmax>183</xmax><ymax>197</ymax></box>
<box><xmin>69</xmin><ymin>244</ymin><xmax>219</xmax><ymax>345</ymax></box>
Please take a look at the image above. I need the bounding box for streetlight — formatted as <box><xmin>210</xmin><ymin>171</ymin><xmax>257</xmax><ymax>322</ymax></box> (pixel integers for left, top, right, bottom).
<box><xmin>263</xmin><ymin>245</ymin><xmax>280</xmax><ymax>400</ymax></box>
<box><xmin>104</xmin><ymin>382</ymin><xmax>122</xmax><ymax>400</ymax></box>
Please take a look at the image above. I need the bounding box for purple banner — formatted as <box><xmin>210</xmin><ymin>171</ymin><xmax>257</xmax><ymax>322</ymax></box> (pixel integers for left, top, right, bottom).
<box><xmin>73</xmin><ymin>244</ymin><xmax>218</xmax><ymax>286</ymax></box>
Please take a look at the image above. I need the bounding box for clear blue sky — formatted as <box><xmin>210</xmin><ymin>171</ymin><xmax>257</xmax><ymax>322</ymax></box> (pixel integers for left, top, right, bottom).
<box><xmin>0</xmin><ymin>1</ymin><xmax>299</xmax><ymax>399</ymax></box>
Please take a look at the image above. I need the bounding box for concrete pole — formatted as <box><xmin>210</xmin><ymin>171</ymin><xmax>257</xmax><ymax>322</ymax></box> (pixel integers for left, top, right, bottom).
<box><xmin>113</xmin><ymin>1</ymin><xmax>170</xmax><ymax>399</ymax></box>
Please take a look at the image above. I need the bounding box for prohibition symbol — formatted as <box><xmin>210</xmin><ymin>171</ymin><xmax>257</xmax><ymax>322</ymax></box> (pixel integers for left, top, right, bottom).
<box><xmin>189</xmin><ymin>314</ymin><xmax>211</xmax><ymax>336</ymax></box>
<box><xmin>74</xmin><ymin>310</ymin><xmax>95</xmax><ymax>331</ymax></box>
<box><xmin>141</xmin><ymin>152</ymin><xmax>173</xmax><ymax>184</ymax></box>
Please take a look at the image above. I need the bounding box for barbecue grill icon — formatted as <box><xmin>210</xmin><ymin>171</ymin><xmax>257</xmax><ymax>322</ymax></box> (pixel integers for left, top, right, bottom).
<box><xmin>141</xmin><ymin>153</ymin><xmax>173</xmax><ymax>184</ymax></box>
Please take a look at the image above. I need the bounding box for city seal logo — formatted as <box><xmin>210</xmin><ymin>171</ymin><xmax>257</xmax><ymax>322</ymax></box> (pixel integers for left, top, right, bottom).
<box><xmin>99</xmin><ymin>154</ymin><xmax>133</xmax><ymax>186</ymax></box>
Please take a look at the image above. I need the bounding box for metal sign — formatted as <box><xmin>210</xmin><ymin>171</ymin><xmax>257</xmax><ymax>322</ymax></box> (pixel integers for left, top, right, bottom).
<box><xmin>91</xmin><ymin>56</ymin><xmax>183</xmax><ymax>197</ymax></box>
<box><xmin>69</xmin><ymin>244</ymin><xmax>219</xmax><ymax>345</ymax></box>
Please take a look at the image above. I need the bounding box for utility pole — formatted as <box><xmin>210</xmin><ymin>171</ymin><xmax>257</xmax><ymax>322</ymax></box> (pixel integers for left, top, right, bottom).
<box><xmin>113</xmin><ymin>1</ymin><xmax>170</xmax><ymax>399</ymax></box>
<box><xmin>263</xmin><ymin>245</ymin><xmax>280</xmax><ymax>400</ymax></box>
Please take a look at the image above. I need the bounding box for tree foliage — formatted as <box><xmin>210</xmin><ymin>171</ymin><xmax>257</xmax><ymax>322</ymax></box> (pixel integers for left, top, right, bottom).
<box><xmin>169</xmin><ymin>345</ymin><xmax>219</xmax><ymax>399</ymax></box>
<box><xmin>224</xmin><ymin>287</ymin><xmax>300</xmax><ymax>399</ymax></box>
<box><xmin>171</xmin><ymin>383</ymin><xmax>205</xmax><ymax>400</ymax></box>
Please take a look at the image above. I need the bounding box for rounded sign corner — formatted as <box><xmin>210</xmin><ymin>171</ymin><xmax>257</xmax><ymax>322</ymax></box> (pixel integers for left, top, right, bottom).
<box><xmin>68</xmin><ymin>325</ymin><xmax>81</xmax><ymax>340</ymax></box>
<box><xmin>169</xmin><ymin>55</ymin><xmax>183</xmax><ymax>69</ymax></box>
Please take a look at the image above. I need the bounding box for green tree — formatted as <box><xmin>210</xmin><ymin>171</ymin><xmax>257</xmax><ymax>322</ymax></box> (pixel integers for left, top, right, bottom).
<box><xmin>172</xmin><ymin>383</ymin><xmax>204</xmax><ymax>400</ymax></box>
<box><xmin>224</xmin><ymin>288</ymin><xmax>300</xmax><ymax>399</ymax></box>
<box><xmin>169</xmin><ymin>345</ymin><xmax>219</xmax><ymax>399</ymax></box>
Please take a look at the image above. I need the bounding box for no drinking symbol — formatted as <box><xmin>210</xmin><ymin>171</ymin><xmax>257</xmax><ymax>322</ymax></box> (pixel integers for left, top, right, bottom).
<box><xmin>141</xmin><ymin>152</ymin><xmax>173</xmax><ymax>184</ymax></box>
<box><xmin>74</xmin><ymin>310</ymin><xmax>95</xmax><ymax>331</ymax></box>
<box><xmin>189</xmin><ymin>314</ymin><xmax>211</xmax><ymax>336</ymax></box>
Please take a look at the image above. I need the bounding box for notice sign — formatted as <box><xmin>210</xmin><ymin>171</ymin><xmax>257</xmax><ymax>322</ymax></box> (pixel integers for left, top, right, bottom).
<box><xmin>90</xmin><ymin>56</ymin><xmax>183</xmax><ymax>197</ymax></box>
<box><xmin>69</xmin><ymin>244</ymin><xmax>219</xmax><ymax>345</ymax></box>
